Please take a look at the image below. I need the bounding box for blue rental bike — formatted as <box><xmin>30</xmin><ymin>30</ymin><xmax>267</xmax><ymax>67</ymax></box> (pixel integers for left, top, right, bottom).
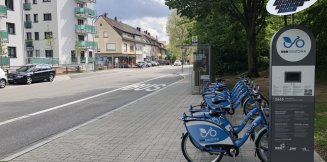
<box><xmin>181</xmin><ymin>99</ymin><xmax>269</xmax><ymax>162</ymax></box>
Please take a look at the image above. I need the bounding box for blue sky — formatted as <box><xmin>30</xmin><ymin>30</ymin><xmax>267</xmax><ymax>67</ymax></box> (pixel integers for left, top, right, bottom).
<box><xmin>95</xmin><ymin>0</ymin><xmax>170</xmax><ymax>42</ymax></box>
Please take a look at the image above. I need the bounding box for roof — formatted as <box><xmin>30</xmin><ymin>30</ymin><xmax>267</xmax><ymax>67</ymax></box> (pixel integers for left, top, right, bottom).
<box><xmin>101</xmin><ymin>15</ymin><xmax>142</xmax><ymax>36</ymax></box>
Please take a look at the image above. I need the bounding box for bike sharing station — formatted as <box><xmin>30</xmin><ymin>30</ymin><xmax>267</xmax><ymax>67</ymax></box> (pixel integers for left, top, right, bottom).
<box><xmin>266</xmin><ymin>0</ymin><xmax>317</xmax><ymax>161</ymax></box>
<box><xmin>269</xmin><ymin>25</ymin><xmax>316</xmax><ymax>162</ymax></box>
<box><xmin>178</xmin><ymin>43</ymin><xmax>212</xmax><ymax>95</ymax></box>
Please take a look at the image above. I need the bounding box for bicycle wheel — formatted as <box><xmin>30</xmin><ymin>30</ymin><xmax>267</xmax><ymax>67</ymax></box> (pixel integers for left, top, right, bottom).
<box><xmin>255</xmin><ymin>129</ymin><xmax>269</xmax><ymax>162</ymax></box>
<box><xmin>181</xmin><ymin>133</ymin><xmax>223</xmax><ymax>162</ymax></box>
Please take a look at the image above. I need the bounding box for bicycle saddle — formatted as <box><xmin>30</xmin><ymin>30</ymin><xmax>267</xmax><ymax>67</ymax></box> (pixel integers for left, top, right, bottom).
<box><xmin>209</xmin><ymin>109</ymin><xmax>224</xmax><ymax>117</ymax></box>
<box><xmin>211</xmin><ymin>98</ymin><xmax>227</xmax><ymax>104</ymax></box>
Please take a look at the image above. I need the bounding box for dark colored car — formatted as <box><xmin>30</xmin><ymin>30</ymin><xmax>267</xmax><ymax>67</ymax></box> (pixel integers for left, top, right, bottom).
<box><xmin>7</xmin><ymin>64</ymin><xmax>56</xmax><ymax>85</ymax></box>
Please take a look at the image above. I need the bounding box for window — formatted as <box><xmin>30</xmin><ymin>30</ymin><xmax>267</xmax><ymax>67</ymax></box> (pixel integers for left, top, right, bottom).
<box><xmin>77</xmin><ymin>19</ymin><xmax>84</xmax><ymax>25</ymax></box>
<box><xmin>26</xmin><ymin>14</ymin><xmax>31</xmax><ymax>21</ymax></box>
<box><xmin>130</xmin><ymin>45</ymin><xmax>135</xmax><ymax>52</ymax></box>
<box><xmin>33</xmin><ymin>0</ymin><xmax>37</xmax><ymax>4</ymax></box>
<box><xmin>27</xmin><ymin>51</ymin><xmax>33</xmax><ymax>57</ymax></box>
<box><xmin>43</xmin><ymin>0</ymin><xmax>51</xmax><ymax>2</ymax></box>
<box><xmin>35</xmin><ymin>50</ymin><xmax>40</xmax><ymax>57</ymax></box>
<box><xmin>35</xmin><ymin>32</ymin><xmax>39</xmax><ymax>40</ymax></box>
<box><xmin>106</xmin><ymin>43</ymin><xmax>116</xmax><ymax>51</ymax></box>
<box><xmin>8</xmin><ymin>47</ymin><xmax>16</xmax><ymax>58</ymax></box>
<box><xmin>89</xmin><ymin>51</ymin><xmax>92</xmax><ymax>58</ymax></box>
<box><xmin>5</xmin><ymin>0</ymin><xmax>14</xmax><ymax>11</ymax></box>
<box><xmin>43</xmin><ymin>13</ymin><xmax>52</xmax><ymax>21</ymax></box>
<box><xmin>45</xmin><ymin>50</ymin><xmax>53</xmax><ymax>58</ymax></box>
<box><xmin>44</xmin><ymin>32</ymin><xmax>52</xmax><ymax>39</ymax></box>
<box><xmin>123</xmin><ymin>43</ymin><xmax>127</xmax><ymax>52</ymax></box>
<box><xmin>6</xmin><ymin>23</ymin><xmax>15</xmax><ymax>34</ymax></box>
<box><xmin>26</xmin><ymin>32</ymin><xmax>32</xmax><ymax>40</ymax></box>
<box><xmin>34</xmin><ymin>14</ymin><xmax>38</xmax><ymax>23</ymax></box>
<box><xmin>103</xmin><ymin>32</ymin><xmax>108</xmax><ymax>38</ymax></box>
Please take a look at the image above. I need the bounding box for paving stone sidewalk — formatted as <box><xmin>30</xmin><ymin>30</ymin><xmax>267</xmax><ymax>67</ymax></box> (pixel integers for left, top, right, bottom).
<box><xmin>8</xmin><ymin>74</ymin><xmax>325</xmax><ymax>162</ymax></box>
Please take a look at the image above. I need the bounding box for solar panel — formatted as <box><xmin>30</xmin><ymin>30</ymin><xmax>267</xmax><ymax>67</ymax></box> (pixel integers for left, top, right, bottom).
<box><xmin>267</xmin><ymin>0</ymin><xmax>317</xmax><ymax>16</ymax></box>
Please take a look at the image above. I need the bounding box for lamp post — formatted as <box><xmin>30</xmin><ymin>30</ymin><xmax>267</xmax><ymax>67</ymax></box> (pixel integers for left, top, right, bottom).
<box><xmin>180</xmin><ymin>47</ymin><xmax>186</xmax><ymax>73</ymax></box>
<box><xmin>92</xmin><ymin>15</ymin><xmax>100</xmax><ymax>72</ymax></box>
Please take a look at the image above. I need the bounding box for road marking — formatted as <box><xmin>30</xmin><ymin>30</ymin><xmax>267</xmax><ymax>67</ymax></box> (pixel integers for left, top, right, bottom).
<box><xmin>120</xmin><ymin>84</ymin><xmax>166</xmax><ymax>91</ymax></box>
<box><xmin>1</xmin><ymin>74</ymin><xmax>186</xmax><ymax>162</ymax></box>
<box><xmin>0</xmin><ymin>74</ymin><xmax>172</xmax><ymax>127</ymax></box>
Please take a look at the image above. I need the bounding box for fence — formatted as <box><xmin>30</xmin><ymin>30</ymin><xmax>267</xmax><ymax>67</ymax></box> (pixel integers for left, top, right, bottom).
<box><xmin>27</xmin><ymin>58</ymin><xmax>59</xmax><ymax>65</ymax></box>
<box><xmin>0</xmin><ymin>56</ymin><xmax>9</xmax><ymax>67</ymax></box>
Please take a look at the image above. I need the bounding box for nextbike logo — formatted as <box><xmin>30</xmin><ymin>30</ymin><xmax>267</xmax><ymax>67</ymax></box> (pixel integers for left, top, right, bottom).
<box><xmin>276</xmin><ymin>29</ymin><xmax>311</xmax><ymax>62</ymax></box>
<box><xmin>283</xmin><ymin>36</ymin><xmax>305</xmax><ymax>48</ymax></box>
<box><xmin>199</xmin><ymin>127</ymin><xmax>217</xmax><ymax>138</ymax></box>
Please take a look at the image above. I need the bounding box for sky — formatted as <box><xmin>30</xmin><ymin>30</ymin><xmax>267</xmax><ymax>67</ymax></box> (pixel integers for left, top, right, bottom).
<box><xmin>95</xmin><ymin>0</ymin><xmax>170</xmax><ymax>43</ymax></box>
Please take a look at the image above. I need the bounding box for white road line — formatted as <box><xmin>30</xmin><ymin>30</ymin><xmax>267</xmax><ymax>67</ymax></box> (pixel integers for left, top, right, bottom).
<box><xmin>1</xmin><ymin>74</ymin><xmax>186</xmax><ymax>162</ymax></box>
<box><xmin>0</xmin><ymin>74</ymin><xmax>172</xmax><ymax>127</ymax></box>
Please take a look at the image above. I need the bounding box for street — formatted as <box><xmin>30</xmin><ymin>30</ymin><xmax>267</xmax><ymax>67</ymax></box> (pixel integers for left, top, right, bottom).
<box><xmin>0</xmin><ymin>66</ymin><xmax>190</xmax><ymax>159</ymax></box>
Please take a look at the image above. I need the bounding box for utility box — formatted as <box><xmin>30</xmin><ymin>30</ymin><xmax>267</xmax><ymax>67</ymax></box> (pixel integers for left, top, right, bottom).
<box><xmin>269</xmin><ymin>25</ymin><xmax>316</xmax><ymax>162</ymax></box>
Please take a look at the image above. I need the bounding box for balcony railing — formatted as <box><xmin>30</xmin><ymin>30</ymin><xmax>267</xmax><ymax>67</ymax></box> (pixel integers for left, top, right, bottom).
<box><xmin>75</xmin><ymin>24</ymin><xmax>96</xmax><ymax>34</ymax></box>
<box><xmin>77</xmin><ymin>41</ymin><xmax>98</xmax><ymax>49</ymax></box>
<box><xmin>23</xmin><ymin>3</ymin><xmax>31</xmax><ymax>10</ymax></box>
<box><xmin>75</xmin><ymin>0</ymin><xmax>96</xmax><ymax>3</ymax></box>
<box><xmin>0</xmin><ymin>31</ymin><xmax>8</xmax><ymax>42</ymax></box>
<box><xmin>25</xmin><ymin>39</ymin><xmax>33</xmax><ymax>47</ymax></box>
<box><xmin>88</xmin><ymin>57</ymin><xmax>94</xmax><ymax>63</ymax></box>
<box><xmin>74</xmin><ymin>7</ymin><xmax>96</xmax><ymax>18</ymax></box>
<box><xmin>25</xmin><ymin>21</ymin><xmax>32</xmax><ymax>29</ymax></box>
<box><xmin>0</xmin><ymin>5</ymin><xmax>7</xmax><ymax>17</ymax></box>
<box><xmin>28</xmin><ymin>58</ymin><xmax>59</xmax><ymax>65</ymax></box>
<box><xmin>71</xmin><ymin>57</ymin><xmax>78</xmax><ymax>63</ymax></box>
<box><xmin>80</xmin><ymin>57</ymin><xmax>86</xmax><ymax>63</ymax></box>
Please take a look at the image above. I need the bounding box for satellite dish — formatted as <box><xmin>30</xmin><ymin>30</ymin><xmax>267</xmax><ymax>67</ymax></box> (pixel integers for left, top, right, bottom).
<box><xmin>266</xmin><ymin>0</ymin><xmax>317</xmax><ymax>16</ymax></box>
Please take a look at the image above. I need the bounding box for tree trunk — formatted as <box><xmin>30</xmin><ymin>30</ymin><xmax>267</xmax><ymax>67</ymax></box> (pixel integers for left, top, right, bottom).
<box><xmin>246</xmin><ymin>27</ymin><xmax>259</xmax><ymax>77</ymax></box>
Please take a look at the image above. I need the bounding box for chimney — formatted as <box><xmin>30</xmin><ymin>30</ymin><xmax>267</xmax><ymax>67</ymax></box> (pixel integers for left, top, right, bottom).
<box><xmin>114</xmin><ymin>17</ymin><xmax>118</xmax><ymax>21</ymax></box>
<box><xmin>103</xmin><ymin>12</ymin><xmax>108</xmax><ymax>17</ymax></box>
<box><xmin>136</xmin><ymin>27</ymin><xmax>141</xmax><ymax>32</ymax></box>
<box><xmin>148</xmin><ymin>32</ymin><xmax>151</xmax><ymax>36</ymax></box>
<box><xmin>144</xmin><ymin>30</ymin><xmax>148</xmax><ymax>34</ymax></box>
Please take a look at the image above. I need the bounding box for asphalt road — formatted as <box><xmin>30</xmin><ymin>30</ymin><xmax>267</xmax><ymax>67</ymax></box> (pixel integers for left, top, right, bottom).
<box><xmin>0</xmin><ymin>65</ymin><xmax>191</xmax><ymax>159</ymax></box>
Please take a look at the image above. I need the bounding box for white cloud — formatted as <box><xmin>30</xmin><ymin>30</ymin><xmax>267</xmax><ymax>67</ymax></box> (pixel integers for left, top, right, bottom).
<box><xmin>124</xmin><ymin>17</ymin><xmax>169</xmax><ymax>43</ymax></box>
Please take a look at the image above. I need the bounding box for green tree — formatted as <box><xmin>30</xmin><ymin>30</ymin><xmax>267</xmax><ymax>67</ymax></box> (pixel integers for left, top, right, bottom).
<box><xmin>165</xmin><ymin>0</ymin><xmax>267</xmax><ymax>76</ymax></box>
<box><xmin>166</xmin><ymin>10</ymin><xmax>193</xmax><ymax>60</ymax></box>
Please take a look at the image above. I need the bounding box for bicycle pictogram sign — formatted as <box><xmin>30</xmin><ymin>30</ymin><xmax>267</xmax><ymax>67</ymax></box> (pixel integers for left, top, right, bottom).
<box><xmin>283</xmin><ymin>36</ymin><xmax>305</xmax><ymax>48</ymax></box>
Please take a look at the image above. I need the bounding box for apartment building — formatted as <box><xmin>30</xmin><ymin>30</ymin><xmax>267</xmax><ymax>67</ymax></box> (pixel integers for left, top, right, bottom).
<box><xmin>95</xmin><ymin>14</ymin><xmax>167</xmax><ymax>68</ymax></box>
<box><xmin>0</xmin><ymin>0</ymin><xmax>25</xmax><ymax>66</ymax></box>
<box><xmin>23</xmin><ymin>0</ymin><xmax>97</xmax><ymax>67</ymax></box>
<box><xmin>0</xmin><ymin>0</ymin><xmax>97</xmax><ymax>68</ymax></box>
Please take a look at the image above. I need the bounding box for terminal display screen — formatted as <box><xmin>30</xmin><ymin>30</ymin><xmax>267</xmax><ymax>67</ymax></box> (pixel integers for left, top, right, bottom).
<box><xmin>285</xmin><ymin>72</ymin><xmax>302</xmax><ymax>83</ymax></box>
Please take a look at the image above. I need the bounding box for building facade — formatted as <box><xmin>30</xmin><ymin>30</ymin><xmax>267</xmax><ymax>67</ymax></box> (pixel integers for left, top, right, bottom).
<box><xmin>0</xmin><ymin>0</ymin><xmax>97</xmax><ymax>68</ymax></box>
<box><xmin>0</xmin><ymin>0</ymin><xmax>25</xmax><ymax>66</ymax></box>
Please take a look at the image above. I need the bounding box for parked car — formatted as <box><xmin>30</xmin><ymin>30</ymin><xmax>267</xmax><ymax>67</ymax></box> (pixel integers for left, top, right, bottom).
<box><xmin>136</xmin><ymin>61</ymin><xmax>145</xmax><ymax>68</ymax></box>
<box><xmin>145</xmin><ymin>61</ymin><xmax>152</xmax><ymax>67</ymax></box>
<box><xmin>174</xmin><ymin>60</ymin><xmax>182</xmax><ymax>66</ymax></box>
<box><xmin>7</xmin><ymin>64</ymin><xmax>56</xmax><ymax>85</ymax></box>
<box><xmin>151</xmin><ymin>61</ymin><xmax>158</xmax><ymax>66</ymax></box>
<box><xmin>0</xmin><ymin>67</ymin><xmax>7</xmax><ymax>88</ymax></box>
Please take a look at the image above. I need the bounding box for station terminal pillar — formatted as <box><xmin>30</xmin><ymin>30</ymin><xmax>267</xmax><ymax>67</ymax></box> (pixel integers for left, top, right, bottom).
<box><xmin>269</xmin><ymin>25</ymin><xmax>316</xmax><ymax>162</ymax></box>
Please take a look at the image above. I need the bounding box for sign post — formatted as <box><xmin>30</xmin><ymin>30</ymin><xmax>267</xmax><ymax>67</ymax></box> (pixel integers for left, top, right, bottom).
<box><xmin>269</xmin><ymin>25</ymin><xmax>316</xmax><ymax>162</ymax></box>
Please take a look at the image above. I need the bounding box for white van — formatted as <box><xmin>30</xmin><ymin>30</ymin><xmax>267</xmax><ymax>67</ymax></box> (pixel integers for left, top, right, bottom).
<box><xmin>0</xmin><ymin>67</ymin><xmax>7</xmax><ymax>88</ymax></box>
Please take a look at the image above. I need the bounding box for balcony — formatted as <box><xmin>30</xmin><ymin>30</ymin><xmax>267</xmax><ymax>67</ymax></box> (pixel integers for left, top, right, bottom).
<box><xmin>23</xmin><ymin>3</ymin><xmax>31</xmax><ymax>10</ymax></box>
<box><xmin>0</xmin><ymin>5</ymin><xmax>7</xmax><ymax>17</ymax></box>
<box><xmin>88</xmin><ymin>57</ymin><xmax>94</xmax><ymax>63</ymax></box>
<box><xmin>75</xmin><ymin>24</ymin><xmax>96</xmax><ymax>34</ymax></box>
<box><xmin>25</xmin><ymin>39</ymin><xmax>33</xmax><ymax>47</ymax></box>
<box><xmin>77</xmin><ymin>41</ymin><xmax>98</xmax><ymax>49</ymax></box>
<box><xmin>80</xmin><ymin>57</ymin><xmax>86</xmax><ymax>63</ymax></box>
<box><xmin>0</xmin><ymin>31</ymin><xmax>8</xmax><ymax>42</ymax></box>
<box><xmin>25</xmin><ymin>21</ymin><xmax>32</xmax><ymax>29</ymax></box>
<box><xmin>75</xmin><ymin>0</ymin><xmax>96</xmax><ymax>3</ymax></box>
<box><xmin>75</xmin><ymin>7</ymin><xmax>96</xmax><ymax>18</ymax></box>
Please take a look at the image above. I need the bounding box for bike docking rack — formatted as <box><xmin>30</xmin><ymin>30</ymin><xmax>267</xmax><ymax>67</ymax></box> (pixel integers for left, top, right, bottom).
<box><xmin>180</xmin><ymin>76</ymin><xmax>270</xmax><ymax>162</ymax></box>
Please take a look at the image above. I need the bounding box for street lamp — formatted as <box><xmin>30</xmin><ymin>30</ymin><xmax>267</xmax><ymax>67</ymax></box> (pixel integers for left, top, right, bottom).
<box><xmin>92</xmin><ymin>15</ymin><xmax>100</xmax><ymax>72</ymax></box>
<box><xmin>180</xmin><ymin>47</ymin><xmax>186</xmax><ymax>73</ymax></box>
